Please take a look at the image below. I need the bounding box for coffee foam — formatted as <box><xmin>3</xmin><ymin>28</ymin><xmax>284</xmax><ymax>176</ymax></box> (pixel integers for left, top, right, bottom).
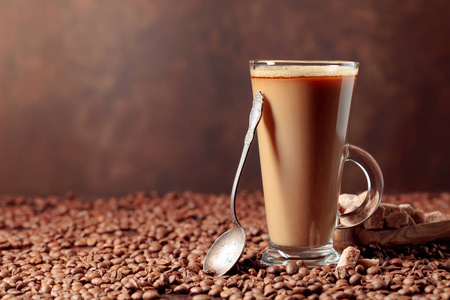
<box><xmin>250</xmin><ymin>64</ymin><xmax>358</xmax><ymax>78</ymax></box>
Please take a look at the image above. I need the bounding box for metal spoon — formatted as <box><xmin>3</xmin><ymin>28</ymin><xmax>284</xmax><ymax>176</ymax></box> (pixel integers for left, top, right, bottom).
<box><xmin>203</xmin><ymin>91</ymin><xmax>264</xmax><ymax>277</ymax></box>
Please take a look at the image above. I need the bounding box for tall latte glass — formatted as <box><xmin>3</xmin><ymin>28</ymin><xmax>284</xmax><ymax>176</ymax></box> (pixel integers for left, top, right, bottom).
<box><xmin>250</xmin><ymin>60</ymin><xmax>383</xmax><ymax>267</ymax></box>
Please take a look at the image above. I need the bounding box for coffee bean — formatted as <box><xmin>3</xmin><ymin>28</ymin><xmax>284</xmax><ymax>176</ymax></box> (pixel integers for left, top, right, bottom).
<box><xmin>286</xmin><ymin>261</ymin><xmax>299</xmax><ymax>275</ymax></box>
<box><xmin>142</xmin><ymin>290</ymin><xmax>160</xmax><ymax>300</ymax></box>
<box><xmin>397</xmin><ymin>288</ymin><xmax>412</xmax><ymax>296</ymax></box>
<box><xmin>263</xmin><ymin>287</ymin><xmax>277</xmax><ymax>298</ymax></box>
<box><xmin>199</xmin><ymin>285</ymin><xmax>210</xmax><ymax>293</ymax></box>
<box><xmin>335</xmin><ymin>279</ymin><xmax>349</xmax><ymax>287</ymax></box>
<box><xmin>200</xmin><ymin>279</ymin><xmax>213</xmax><ymax>287</ymax></box>
<box><xmin>125</xmin><ymin>278</ymin><xmax>139</xmax><ymax>290</ymax></box>
<box><xmin>40</xmin><ymin>283</ymin><xmax>51</xmax><ymax>294</ymax></box>
<box><xmin>274</xmin><ymin>282</ymin><xmax>287</xmax><ymax>290</ymax></box>
<box><xmin>204</xmin><ymin>268</ymin><xmax>216</xmax><ymax>277</ymax></box>
<box><xmin>69</xmin><ymin>267</ymin><xmax>84</xmax><ymax>275</ymax></box>
<box><xmin>308</xmin><ymin>283</ymin><xmax>323</xmax><ymax>294</ymax></box>
<box><xmin>402</xmin><ymin>277</ymin><xmax>415</xmax><ymax>286</ymax></box>
<box><xmin>292</xmin><ymin>286</ymin><xmax>308</xmax><ymax>295</ymax></box>
<box><xmin>354</xmin><ymin>265</ymin><xmax>365</xmax><ymax>274</ymax></box>
<box><xmin>390</xmin><ymin>284</ymin><xmax>402</xmax><ymax>291</ymax></box>
<box><xmin>251</xmin><ymin>268</ymin><xmax>263</xmax><ymax>278</ymax></box>
<box><xmin>372</xmin><ymin>278</ymin><xmax>387</xmax><ymax>290</ymax></box>
<box><xmin>441</xmin><ymin>293</ymin><xmax>450</xmax><ymax>300</ymax></box>
<box><xmin>274</xmin><ymin>276</ymin><xmax>285</xmax><ymax>283</ymax></box>
<box><xmin>230</xmin><ymin>293</ymin><xmax>243</xmax><ymax>300</ymax></box>
<box><xmin>307</xmin><ymin>294</ymin><xmax>319</xmax><ymax>300</ymax></box>
<box><xmin>225</xmin><ymin>279</ymin><xmax>238</xmax><ymax>288</ymax></box>
<box><xmin>189</xmin><ymin>286</ymin><xmax>203</xmax><ymax>295</ymax></box>
<box><xmin>349</xmin><ymin>273</ymin><xmax>362</xmax><ymax>285</ymax></box>
<box><xmin>424</xmin><ymin>285</ymin><xmax>435</xmax><ymax>293</ymax></box>
<box><xmin>298</xmin><ymin>267</ymin><xmax>309</xmax><ymax>278</ymax></box>
<box><xmin>130</xmin><ymin>291</ymin><xmax>143</xmax><ymax>300</ymax></box>
<box><xmin>214</xmin><ymin>278</ymin><xmax>226</xmax><ymax>287</ymax></box>
<box><xmin>366</xmin><ymin>266</ymin><xmax>381</xmax><ymax>275</ymax></box>
<box><xmin>208</xmin><ymin>287</ymin><xmax>222</xmax><ymax>297</ymax></box>
<box><xmin>389</xmin><ymin>258</ymin><xmax>403</xmax><ymax>266</ymax></box>
<box><xmin>117</xmin><ymin>293</ymin><xmax>131</xmax><ymax>300</ymax></box>
<box><xmin>267</xmin><ymin>266</ymin><xmax>281</xmax><ymax>275</ymax></box>
<box><xmin>220</xmin><ymin>289</ymin><xmax>234</xmax><ymax>299</ymax></box>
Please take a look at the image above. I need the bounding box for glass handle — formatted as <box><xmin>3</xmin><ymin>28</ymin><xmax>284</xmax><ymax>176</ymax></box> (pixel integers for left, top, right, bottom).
<box><xmin>337</xmin><ymin>144</ymin><xmax>384</xmax><ymax>228</ymax></box>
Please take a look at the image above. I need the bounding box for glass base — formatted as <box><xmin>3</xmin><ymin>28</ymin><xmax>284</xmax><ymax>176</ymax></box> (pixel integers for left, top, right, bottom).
<box><xmin>261</xmin><ymin>241</ymin><xmax>340</xmax><ymax>268</ymax></box>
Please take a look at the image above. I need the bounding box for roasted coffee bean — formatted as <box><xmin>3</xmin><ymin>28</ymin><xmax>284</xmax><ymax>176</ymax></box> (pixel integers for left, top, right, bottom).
<box><xmin>402</xmin><ymin>277</ymin><xmax>415</xmax><ymax>286</ymax></box>
<box><xmin>397</xmin><ymin>288</ymin><xmax>412</xmax><ymax>296</ymax></box>
<box><xmin>274</xmin><ymin>276</ymin><xmax>285</xmax><ymax>283</ymax></box>
<box><xmin>208</xmin><ymin>287</ymin><xmax>221</xmax><ymax>297</ymax></box>
<box><xmin>225</xmin><ymin>279</ymin><xmax>238</xmax><ymax>288</ymax></box>
<box><xmin>390</xmin><ymin>284</ymin><xmax>402</xmax><ymax>291</ymax></box>
<box><xmin>230</xmin><ymin>292</ymin><xmax>243</xmax><ymax>300</ymax></box>
<box><xmin>204</xmin><ymin>269</ymin><xmax>216</xmax><ymax>277</ymax></box>
<box><xmin>424</xmin><ymin>285</ymin><xmax>435</xmax><ymax>293</ymax></box>
<box><xmin>292</xmin><ymin>286</ymin><xmax>308</xmax><ymax>295</ymax></box>
<box><xmin>220</xmin><ymin>289</ymin><xmax>234</xmax><ymax>299</ymax></box>
<box><xmin>335</xmin><ymin>279</ymin><xmax>349</xmax><ymax>287</ymax></box>
<box><xmin>117</xmin><ymin>293</ymin><xmax>131</xmax><ymax>300</ymax></box>
<box><xmin>189</xmin><ymin>286</ymin><xmax>203</xmax><ymax>295</ymax></box>
<box><xmin>308</xmin><ymin>283</ymin><xmax>323</xmax><ymax>294</ymax></box>
<box><xmin>267</xmin><ymin>266</ymin><xmax>281</xmax><ymax>275</ymax></box>
<box><xmin>263</xmin><ymin>287</ymin><xmax>277</xmax><ymax>298</ymax></box>
<box><xmin>389</xmin><ymin>258</ymin><xmax>403</xmax><ymax>266</ymax></box>
<box><xmin>274</xmin><ymin>282</ymin><xmax>287</xmax><ymax>290</ymax></box>
<box><xmin>286</xmin><ymin>261</ymin><xmax>299</xmax><ymax>275</ymax></box>
<box><xmin>200</xmin><ymin>279</ymin><xmax>213</xmax><ymax>287</ymax></box>
<box><xmin>142</xmin><ymin>290</ymin><xmax>161</xmax><ymax>300</ymax></box>
<box><xmin>366</xmin><ymin>266</ymin><xmax>381</xmax><ymax>275</ymax></box>
<box><xmin>349</xmin><ymin>273</ymin><xmax>362</xmax><ymax>285</ymax></box>
<box><xmin>214</xmin><ymin>278</ymin><xmax>226</xmax><ymax>287</ymax></box>
<box><xmin>372</xmin><ymin>278</ymin><xmax>387</xmax><ymax>290</ymax></box>
<box><xmin>40</xmin><ymin>283</ymin><xmax>51</xmax><ymax>294</ymax></box>
<box><xmin>298</xmin><ymin>267</ymin><xmax>309</xmax><ymax>278</ymax></box>
<box><xmin>130</xmin><ymin>291</ymin><xmax>143</xmax><ymax>300</ymax></box>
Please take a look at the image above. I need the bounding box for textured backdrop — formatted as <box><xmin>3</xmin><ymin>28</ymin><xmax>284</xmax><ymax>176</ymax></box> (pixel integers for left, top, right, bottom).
<box><xmin>0</xmin><ymin>0</ymin><xmax>448</xmax><ymax>195</ymax></box>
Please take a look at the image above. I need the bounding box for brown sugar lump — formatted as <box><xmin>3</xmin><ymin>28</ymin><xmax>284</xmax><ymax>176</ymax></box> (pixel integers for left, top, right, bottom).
<box><xmin>337</xmin><ymin>194</ymin><xmax>365</xmax><ymax>228</ymax></box>
<box><xmin>398</xmin><ymin>204</ymin><xmax>417</xmax><ymax>225</ymax></box>
<box><xmin>425</xmin><ymin>211</ymin><xmax>443</xmax><ymax>223</ymax></box>
<box><xmin>338</xmin><ymin>193</ymin><xmax>363</xmax><ymax>214</ymax></box>
<box><xmin>337</xmin><ymin>246</ymin><xmax>360</xmax><ymax>269</ymax></box>
<box><xmin>385</xmin><ymin>210</ymin><xmax>411</xmax><ymax>229</ymax></box>
<box><xmin>398</xmin><ymin>203</ymin><xmax>415</xmax><ymax>216</ymax></box>
<box><xmin>363</xmin><ymin>204</ymin><xmax>385</xmax><ymax>230</ymax></box>
<box><xmin>356</xmin><ymin>258</ymin><xmax>380</xmax><ymax>268</ymax></box>
<box><xmin>412</xmin><ymin>209</ymin><xmax>427</xmax><ymax>224</ymax></box>
<box><xmin>358</xmin><ymin>191</ymin><xmax>367</xmax><ymax>202</ymax></box>
<box><xmin>381</xmin><ymin>203</ymin><xmax>401</xmax><ymax>216</ymax></box>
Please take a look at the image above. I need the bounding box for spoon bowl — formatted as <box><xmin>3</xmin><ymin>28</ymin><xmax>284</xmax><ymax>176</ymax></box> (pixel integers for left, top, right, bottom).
<box><xmin>203</xmin><ymin>224</ymin><xmax>246</xmax><ymax>276</ymax></box>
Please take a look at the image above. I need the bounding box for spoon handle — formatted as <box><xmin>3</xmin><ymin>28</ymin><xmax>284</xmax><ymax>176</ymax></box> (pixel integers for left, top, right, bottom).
<box><xmin>230</xmin><ymin>91</ymin><xmax>264</xmax><ymax>226</ymax></box>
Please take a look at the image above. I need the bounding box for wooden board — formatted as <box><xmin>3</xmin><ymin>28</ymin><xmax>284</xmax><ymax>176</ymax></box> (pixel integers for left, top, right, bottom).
<box><xmin>333</xmin><ymin>220</ymin><xmax>450</xmax><ymax>251</ymax></box>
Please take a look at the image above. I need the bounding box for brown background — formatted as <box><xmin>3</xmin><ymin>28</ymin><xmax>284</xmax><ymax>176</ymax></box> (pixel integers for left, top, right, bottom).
<box><xmin>0</xmin><ymin>0</ymin><xmax>448</xmax><ymax>196</ymax></box>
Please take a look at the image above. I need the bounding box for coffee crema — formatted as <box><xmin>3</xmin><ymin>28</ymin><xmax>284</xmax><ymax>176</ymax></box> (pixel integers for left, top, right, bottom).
<box><xmin>252</xmin><ymin>64</ymin><xmax>358</xmax><ymax>248</ymax></box>
<box><xmin>250</xmin><ymin>63</ymin><xmax>358</xmax><ymax>78</ymax></box>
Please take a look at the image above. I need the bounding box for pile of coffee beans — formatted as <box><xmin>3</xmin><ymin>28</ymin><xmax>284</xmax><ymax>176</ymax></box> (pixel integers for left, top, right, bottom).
<box><xmin>0</xmin><ymin>191</ymin><xmax>449</xmax><ymax>299</ymax></box>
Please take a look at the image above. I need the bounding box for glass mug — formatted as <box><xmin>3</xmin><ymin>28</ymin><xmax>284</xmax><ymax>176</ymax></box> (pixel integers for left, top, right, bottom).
<box><xmin>250</xmin><ymin>60</ymin><xmax>384</xmax><ymax>267</ymax></box>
